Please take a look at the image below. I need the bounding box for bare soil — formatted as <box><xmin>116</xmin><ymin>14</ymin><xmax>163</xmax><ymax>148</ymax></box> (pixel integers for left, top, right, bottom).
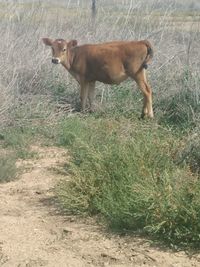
<box><xmin>0</xmin><ymin>146</ymin><xmax>200</xmax><ymax>267</ymax></box>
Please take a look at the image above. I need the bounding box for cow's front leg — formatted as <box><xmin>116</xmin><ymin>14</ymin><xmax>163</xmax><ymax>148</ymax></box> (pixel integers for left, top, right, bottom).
<box><xmin>80</xmin><ymin>82</ymin><xmax>89</xmax><ymax>112</ymax></box>
<box><xmin>88</xmin><ymin>82</ymin><xmax>96</xmax><ymax>112</ymax></box>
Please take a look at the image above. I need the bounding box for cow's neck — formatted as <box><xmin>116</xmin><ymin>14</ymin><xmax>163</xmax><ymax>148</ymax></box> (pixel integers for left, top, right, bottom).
<box><xmin>62</xmin><ymin>48</ymin><xmax>81</xmax><ymax>84</ymax></box>
<box><xmin>62</xmin><ymin>48</ymin><xmax>75</xmax><ymax>71</ymax></box>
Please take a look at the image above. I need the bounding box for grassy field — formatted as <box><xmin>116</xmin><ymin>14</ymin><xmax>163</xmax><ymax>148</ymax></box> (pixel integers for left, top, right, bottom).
<box><xmin>0</xmin><ymin>0</ymin><xmax>200</xmax><ymax>249</ymax></box>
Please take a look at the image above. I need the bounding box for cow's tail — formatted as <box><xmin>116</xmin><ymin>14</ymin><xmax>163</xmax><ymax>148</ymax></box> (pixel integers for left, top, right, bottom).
<box><xmin>142</xmin><ymin>40</ymin><xmax>154</xmax><ymax>69</ymax></box>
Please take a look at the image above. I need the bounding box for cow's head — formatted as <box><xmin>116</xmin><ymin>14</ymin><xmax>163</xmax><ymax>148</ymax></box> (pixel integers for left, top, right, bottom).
<box><xmin>42</xmin><ymin>38</ymin><xmax>78</xmax><ymax>68</ymax></box>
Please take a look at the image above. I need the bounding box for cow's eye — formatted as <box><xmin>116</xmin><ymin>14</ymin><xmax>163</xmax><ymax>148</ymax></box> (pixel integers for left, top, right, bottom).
<box><xmin>63</xmin><ymin>48</ymin><xmax>66</xmax><ymax>52</ymax></box>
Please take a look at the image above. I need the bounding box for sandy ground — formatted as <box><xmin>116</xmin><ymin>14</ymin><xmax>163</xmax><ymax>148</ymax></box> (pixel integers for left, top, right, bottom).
<box><xmin>0</xmin><ymin>146</ymin><xmax>200</xmax><ymax>267</ymax></box>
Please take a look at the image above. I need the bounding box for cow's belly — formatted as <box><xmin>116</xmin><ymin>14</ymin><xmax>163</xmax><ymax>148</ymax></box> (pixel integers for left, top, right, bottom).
<box><xmin>91</xmin><ymin>65</ymin><xmax>128</xmax><ymax>85</ymax></box>
<box><xmin>110</xmin><ymin>72</ymin><xmax>128</xmax><ymax>84</ymax></box>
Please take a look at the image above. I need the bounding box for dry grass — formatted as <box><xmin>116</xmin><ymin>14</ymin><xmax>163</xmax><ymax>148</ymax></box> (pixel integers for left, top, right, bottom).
<box><xmin>0</xmin><ymin>0</ymin><xmax>199</xmax><ymax>129</ymax></box>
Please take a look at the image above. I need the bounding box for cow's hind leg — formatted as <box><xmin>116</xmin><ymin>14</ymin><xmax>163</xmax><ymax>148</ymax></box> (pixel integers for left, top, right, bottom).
<box><xmin>134</xmin><ymin>69</ymin><xmax>154</xmax><ymax>119</ymax></box>
<box><xmin>88</xmin><ymin>82</ymin><xmax>96</xmax><ymax>112</ymax></box>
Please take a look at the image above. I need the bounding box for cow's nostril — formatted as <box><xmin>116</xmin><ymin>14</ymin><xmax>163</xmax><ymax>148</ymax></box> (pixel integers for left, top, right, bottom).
<box><xmin>52</xmin><ymin>58</ymin><xmax>59</xmax><ymax>64</ymax></box>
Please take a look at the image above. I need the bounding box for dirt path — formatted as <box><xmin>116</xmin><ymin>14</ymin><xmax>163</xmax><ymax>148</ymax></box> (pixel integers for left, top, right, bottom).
<box><xmin>0</xmin><ymin>146</ymin><xmax>200</xmax><ymax>267</ymax></box>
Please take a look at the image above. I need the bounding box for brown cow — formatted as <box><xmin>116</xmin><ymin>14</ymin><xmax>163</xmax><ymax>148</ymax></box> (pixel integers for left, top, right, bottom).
<box><xmin>42</xmin><ymin>38</ymin><xmax>154</xmax><ymax>118</ymax></box>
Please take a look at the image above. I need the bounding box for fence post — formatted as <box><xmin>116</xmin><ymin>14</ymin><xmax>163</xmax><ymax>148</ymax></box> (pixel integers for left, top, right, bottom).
<box><xmin>92</xmin><ymin>0</ymin><xmax>97</xmax><ymax>20</ymax></box>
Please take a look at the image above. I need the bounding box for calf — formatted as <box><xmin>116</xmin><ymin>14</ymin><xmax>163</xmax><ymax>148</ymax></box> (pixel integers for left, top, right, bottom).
<box><xmin>42</xmin><ymin>38</ymin><xmax>154</xmax><ymax>118</ymax></box>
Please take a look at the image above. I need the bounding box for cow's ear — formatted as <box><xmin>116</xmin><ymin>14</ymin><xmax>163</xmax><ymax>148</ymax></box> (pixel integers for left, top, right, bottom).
<box><xmin>68</xmin><ymin>39</ymin><xmax>78</xmax><ymax>48</ymax></box>
<box><xmin>42</xmin><ymin>38</ymin><xmax>53</xmax><ymax>46</ymax></box>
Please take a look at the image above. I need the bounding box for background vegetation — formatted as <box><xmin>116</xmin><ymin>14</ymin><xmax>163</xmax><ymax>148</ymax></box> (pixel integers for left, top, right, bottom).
<box><xmin>0</xmin><ymin>0</ymin><xmax>200</xmax><ymax>248</ymax></box>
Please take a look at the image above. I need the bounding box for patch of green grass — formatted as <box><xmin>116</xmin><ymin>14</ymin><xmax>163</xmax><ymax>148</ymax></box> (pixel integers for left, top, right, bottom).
<box><xmin>56</xmin><ymin>116</ymin><xmax>200</xmax><ymax>248</ymax></box>
<box><xmin>157</xmin><ymin>90</ymin><xmax>197</xmax><ymax>130</ymax></box>
<box><xmin>177</xmin><ymin>129</ymin><xmax>200</xmax><ymax>174</ymax></box>
<box><xmin>0</xmin><ymin>125</ymin><xmax>42</xmax><ymax>183</ymax></box>
<box><xmin>0</xmin><ymin>154</ymin><xmax>17</xmax><ymax>183</ymax></box>
<box><xmin>0</xmin><ymin>126</ymin><xmax>39</xmax><ymax>160</ymax></box>
<box><xmin>94</xmin><ymin>82</ymin><xmax>143</xmax><ymax>120</ymax></box>
<box><xmin>156</xmin><ymin>70</ymin><xmax>200</xmax><ymax>133</ymax></box>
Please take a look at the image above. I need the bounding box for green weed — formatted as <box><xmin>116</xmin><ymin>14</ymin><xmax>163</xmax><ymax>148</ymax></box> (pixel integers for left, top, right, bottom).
<box><xmin>56</xmin><ymin>117</ymin><xmax>200</xmax><ymax>248</ymax></box>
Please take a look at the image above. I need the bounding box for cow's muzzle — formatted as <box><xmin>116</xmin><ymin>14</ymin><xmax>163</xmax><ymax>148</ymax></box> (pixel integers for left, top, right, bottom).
<box><xmin>52</xmin><ymin>58</ymin><xmax>60</xmax><ymax>64</ymax></box>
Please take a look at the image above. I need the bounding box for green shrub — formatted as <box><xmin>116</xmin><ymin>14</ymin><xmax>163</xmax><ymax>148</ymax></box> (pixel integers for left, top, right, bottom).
<box><xmin>56</xmin><ymin>117</ymin><xmax>200</xmax><ymax>248</ymax></box>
